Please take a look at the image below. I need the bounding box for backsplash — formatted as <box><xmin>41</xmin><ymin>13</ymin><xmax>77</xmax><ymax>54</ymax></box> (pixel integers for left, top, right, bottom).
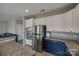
<box><xmin>46</xmin><ymin>31</ymin><xmax>79</xmax><ymax>40</ymax></box>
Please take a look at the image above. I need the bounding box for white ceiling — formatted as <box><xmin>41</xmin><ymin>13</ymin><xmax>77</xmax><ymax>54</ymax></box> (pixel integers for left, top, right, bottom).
<box><xmin>0</xmin><ymin>3</ymin><xmax>75</xmax><ymax>21</ymax></box>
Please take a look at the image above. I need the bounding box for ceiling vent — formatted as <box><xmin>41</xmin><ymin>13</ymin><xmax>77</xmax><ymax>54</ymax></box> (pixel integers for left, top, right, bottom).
<box><xmin>40</xmin><ymin>9</ymin><xmax>45</xmax><ymax>12</ymax></box>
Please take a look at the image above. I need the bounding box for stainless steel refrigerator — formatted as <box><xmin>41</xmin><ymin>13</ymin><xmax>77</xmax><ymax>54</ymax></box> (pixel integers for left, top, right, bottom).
<box><xmin>32</xmin><ymin>25</ymin><xmax>46</xmax><ymax>52</ymax></box>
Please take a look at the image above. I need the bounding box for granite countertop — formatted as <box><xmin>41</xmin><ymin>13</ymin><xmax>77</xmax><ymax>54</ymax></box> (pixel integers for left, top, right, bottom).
<box><xmin>0</xmin><ymin>40</ymin><xmax>53</xmax><ymax>56</ymax></box>
<box><xmin>47</xmin><ymin>31</ymin><xmax>79</xmax><ymax>40</ymax></box>
<box><xmin>50</xmin><ymin>35</ymin><xmax>79</xmax><ymax>40</ymax></box>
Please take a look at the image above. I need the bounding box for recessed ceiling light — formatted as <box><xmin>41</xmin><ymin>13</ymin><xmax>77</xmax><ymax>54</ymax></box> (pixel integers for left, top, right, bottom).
<box><xmin>25</xmin><ymin>9</ymin><xmax>29</xmax><ymax>12</ymax></box>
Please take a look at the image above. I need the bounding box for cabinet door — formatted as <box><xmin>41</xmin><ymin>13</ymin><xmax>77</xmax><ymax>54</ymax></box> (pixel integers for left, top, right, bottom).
<box><xmin>46</xmin><ymin>16</ymin><xmax>55</xmax><ymax>31</ymax></box>
<box><xmin>72</xmin><ymin>5</ymin><xmax>79</xmax><ymax>33</ymax></box>
<box><xmin>35</xmin><ymin>17</ymin><xmax>46</xmax><ymax>25</ymax></box>
<box><xmin>63</xmin><ymin>10</ymin><xmax>73</xmax><ymax>32</ymax></box>
<box><xmin>25</xmin><ymin>18</ymin><xmax>33</xmax><ymax>27</ymax></box>
<box><xmin>54</xmin><ymin>14</ymin><xmax>64</xmax><ymax>31</ymax></box>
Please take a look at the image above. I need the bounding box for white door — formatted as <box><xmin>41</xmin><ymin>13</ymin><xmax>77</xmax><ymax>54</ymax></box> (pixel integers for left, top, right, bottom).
<box><xmin>16</xmin><ymin>24</ymin><xmax>23</xmax><ymax>40</ymax></box>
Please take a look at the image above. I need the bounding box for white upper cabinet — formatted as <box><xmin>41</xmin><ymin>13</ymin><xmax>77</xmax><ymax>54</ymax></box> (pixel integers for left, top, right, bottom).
<box><xmin>54</xmin><ymin>14</ymin><xmax>64</xmax><ymax>31</ymax></box>
<box><xmin>26</xmin><ymin>4</ymin><xmax>79</xmax><ymax>33</ymax></box>
<box><xmin>72</xmin><ymin>5</ymin><xmax>79</xmax><ymax>33</ymax></box>
<box><xmin>25</xmin><ymin>18</ymin><xmax>34</xmax><ymax>27</ymax></box>
<box><xmin>63</xmin><ymin>10</ymin><xmax>73</xmax><ymax>32</ymax></box>
<box><xmin>35</xmin><ymin>17</ymin><xmax>46</xmax><ymax>25</ymax></box>
<box><xmin>35</xmin><ymin>14</ymin><xmax>65</xmax><ymax>31</ymax></box>
<box><xmin>46</xmin><ymin>16</ymin><xmax>55</xmax><ymax>31</ymax></box>
<box><xmin>46</xmin><ymin>14</ymin><xmax>64</xmax><ymax>31</ymax></box>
